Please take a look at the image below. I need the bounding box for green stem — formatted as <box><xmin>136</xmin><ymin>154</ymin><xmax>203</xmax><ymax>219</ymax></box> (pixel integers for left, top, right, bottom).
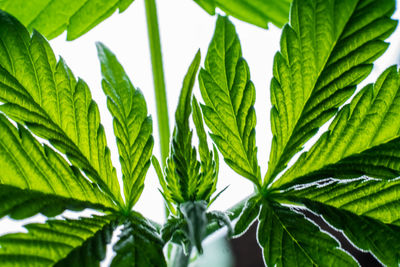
<box><xmin>171</xmin><ymin>245</ymin><xmax>192</xmax><ymax>267</ymax></box>
<box><xmin>144</xmin><ymin>0</ymin><xmax>170</xmax><ymax>166</ymax></box>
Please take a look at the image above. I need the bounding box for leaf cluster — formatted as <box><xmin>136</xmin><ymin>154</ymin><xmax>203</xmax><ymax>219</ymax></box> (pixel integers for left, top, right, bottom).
<box><xmin>1</xmin><ymin>0</ymin><xmax>400</xmax><ymax>265</ymax></box>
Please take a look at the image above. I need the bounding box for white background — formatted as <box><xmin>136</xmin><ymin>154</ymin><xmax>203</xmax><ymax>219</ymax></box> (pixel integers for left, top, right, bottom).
<box><xmin>0</xmin><ymin>0</ymin><xmax>400</xmax><ymax>264</ymax></box>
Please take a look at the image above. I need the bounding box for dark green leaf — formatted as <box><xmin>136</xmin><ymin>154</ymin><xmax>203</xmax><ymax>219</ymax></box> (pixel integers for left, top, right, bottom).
<box><xmin>0</xmin><ymin>0</ymin><xmax>135</xmax><ymax>40</ymax></box>
<box><xmin>111</xmin><ymin>215</ymin><xmax>166</xmax><ymax>267</ymax></box>
<box><xmin>257</xmin><ymin>202</ymin><xmax>357</xmax><ymax>266</ymax></box>
<box><xmin>199</xmin><ymin>16</ymin><xmax>260</xmax><ymax>185</ymax></box>
<box><xmin>233</xmin><ymin>194</ymin><xmax>261</xmax><ymax>237</ymax></box>
<box><xmin>97</xmin><ymin>42</ymin><xmax>154</xmax><ymax>210</ymax></box>
<box><xmin>266</xmin><ymin>0</ymin><xmax>397</xmax><ymax>185</ymax></box>
<box><xmin>302</xmin><ymin>199</ymin><xmax>400</xmax><ymax>266</ymax></box>
<box><xmin>0</xmin><ymin>185</ymin><xmax>112</xmax><ymax>220</ymax></box>
<box><xmin>0</xmin><ymin>216</ymin><xmax>116</xmax><ymax>266</ymax></box>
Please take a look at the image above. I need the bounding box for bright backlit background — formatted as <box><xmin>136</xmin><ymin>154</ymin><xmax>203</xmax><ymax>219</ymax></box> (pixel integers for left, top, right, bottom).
<box><xmin>0</xmin><ymin>0</ymin><xmax>400</xmax><ymax>265</ymax></box>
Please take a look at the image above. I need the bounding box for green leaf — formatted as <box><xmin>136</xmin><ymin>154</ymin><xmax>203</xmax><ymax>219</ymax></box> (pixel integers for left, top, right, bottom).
<box><xmin>265</xmin><ymin>0</ymin><xmax>397</xmax><ymax>185</ymax></box>
<box><xmin>163</xmin><ymin>51</ymin><xmax>202</xmax><ymax>204</ymax></box>
<box><xmin>193</xmin><ymin>0</ymin><xmax>291</xmax><ymax>29</ymax></box>
<box><xmin>0</xmin><ymin>11</ymin><xmax>122</xmax><ymax>204</ymax></box>
<box><xmin>274</xmin><ymin>66</ymin><xmax>400</xmax><ymax>189</ymax></box>
<box><xmin>0</xmin><ymin>185</ymin><xmax>112</xmax><ymax>220</ymax></box>
<box><xmin>301</xmin><ymin>199</ymin><xmax>400</xmax><ymax>266</ymax></box>
<box><xmin>257</xmin><ymin>202</ymin><xmax>357</xmax><ymax>266</ymax></box>
<box><xmin>0</xmin><ymin>115</ymin><xmax>115</xmax><ymax>218</ymax></box>
<box><xmin>233</xmin><ymin>194</ymin><xmax>261</xmax><ymax>237</ymax></box>
<box><xmin>0</xmin><ymin>215</ymin><xmax>116</xmax><ymax>266</ymax></box>
<box><xmin>285</xmin><ymin>178</ymin><xmax>400</xmax><ymax>226</ymax></box>
<box><xmin>111</xmin><ymin>214</ymin><xmax>166</xmax><ymax>267</ymax></box>
<box><xmin>0</xmin><ymin>0</ymin><xmax>135</xmax><ymax>40</ymax></box>
<box><xmin>286</xmin><ymin>178</ymin><xmax>400</xmax><ymax>265</ymax></box>
<box><xmin>199</xmin><ymin>16</ymin><xmax>260</xmax><ymax>185</ymax></box>
<box><xmin>96</xmin><ymin>42</ymin><xmax>154</xmax><ymax>210</ymax></box>
<box><xmin>192</xmin><ymin>96</ymin><xmax>218</xmax><ymax>201</ymax></box>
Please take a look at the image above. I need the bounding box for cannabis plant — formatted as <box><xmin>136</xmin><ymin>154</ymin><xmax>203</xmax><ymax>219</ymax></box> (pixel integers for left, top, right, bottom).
<box><xmin>0</xmin><ymin>0</ymin><xmax>399</xmax><ymax>266</ymax></box>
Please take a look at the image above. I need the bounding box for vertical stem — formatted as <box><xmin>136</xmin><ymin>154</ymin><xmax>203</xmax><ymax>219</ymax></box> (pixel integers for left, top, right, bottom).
<box><xmin>144</xmin><ymin>0</ymin><xmax>170</xmax><ymax>166</ymax></box>
<box><xmin>171</xmin><ymin>246</ymin><xmax>192</xmax><ymax>267</ymax></box>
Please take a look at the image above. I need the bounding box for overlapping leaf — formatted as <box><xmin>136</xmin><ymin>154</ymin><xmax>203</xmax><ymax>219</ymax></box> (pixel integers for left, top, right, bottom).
<box><xmin>0</xmin><ymin>215</ymin><xmax>115</xmax><ymax>266</ymax></box>
<box><xmin>111</xmin><ymin>215</ymin><xmax>166</xmax><ymax>267</ymax></box>
<box><xmin>0</xmin><ymin>185</ymin><xmax>111</xmax><ymax>220</ymax></box>
<box><xmin>0</xmin><ymin>115</ymin><xmax>115</xmax><ymax>218</ymax></box>
<box><xmin>0</xmin><ymin>11</ymin><xmax>122</xmax><ymax>203</ymax></box>
<box><xmin>286</xmin><ymin>178</ymin><xmax>400</xmax><ymax>265</ymax></box>
<box><xmin>286</xmin><ymin>178</ymin><xmax>400</xmax><ymax>226</ymax></box>
<box><xmin>274</xmin><ymin>66</ymin><xmax>400</xmax><ymax>189</ymax></box>
<box><xmin>97</xmin><ymin>43</ymin><xmax>153</xmax><ymax>210</ymax></box>
<box><xmin>233</xmin><ymin>194</ymin><xmax>261</xmax><ymax>237</ymax></box>
<box><xmin>265</xmin><ymin>0</ymin><xmax>397</xmax><ymax>185</ymax></box>
<box><xmin>193</xmin><ymin>0</ymin><xmax>291</xmax><ymax>29</ymax></box>
<box><xmin>199</xmin><ymin>16</ymin><xmax>260</xmax><ymax>185</ymax></box>
<box><xmin>257</xmin><ymin>202</ymin><xmax>356</xmax><ymax>266</ymax></box>
<box><xmin>0</xmin><ymin>0</ymin><xmax>134</xmax><ymax>40</ymax></box>
<box><xmin>302</xmin><ymin>199</ymin><xmax>400</xmax><ymax>266</ymax></box>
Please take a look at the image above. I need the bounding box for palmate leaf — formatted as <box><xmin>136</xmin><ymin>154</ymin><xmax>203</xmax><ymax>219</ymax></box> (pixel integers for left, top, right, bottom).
<box><xmin>265</xmin><ymin>0</ymin><xmax>397</xmax><ymax>185</ymax></box>
<box><xmin>111</xmin><ymin>214</ymin><xmax>166</xmax><ymax>267</ymax></box>
<box><xmin>199</xmin><ymin>16</ymin><xmax>260</xmax><ymax>185</ymax></box>
<box><xmin>97</xmin><ymin>43</ymin><xmax>153</xmax><ymax>210</ymax></box>
<box><xmin>274</xmin><ymin>66</ymin><xmax>400</xmax><ymax>189</ymax></box>
<box><xmin>257</xmin><ymin>201</ymin><xmax>357</xmax><ymax>266</ymax></box>
<box><xmin>286</xmin><ymin>179</ymin><xmax>400</xmax><ymax>265</ymax></box>
<box><xmin>0</xmin><ymin>11</ymin><xmax>122</xmax><ymax>204</ymax></box>
<box><xmin>193</xmin><ymin>0</ymin><xmax>291</xmax><ymax>29</ymax></box>
<box><xmin>0</xmin><ymin>215</ymin><xmax>116</xmax><ymax>266</ymax></box>
<box><xmin>0</xmin><ymin>0</ymin><xmax>134</xmax><ymax>40</ymax></box>
<box><xmin>0</xmin><ymin>114</ymin><xmax>115</xmax><ymax>218</ymax></box>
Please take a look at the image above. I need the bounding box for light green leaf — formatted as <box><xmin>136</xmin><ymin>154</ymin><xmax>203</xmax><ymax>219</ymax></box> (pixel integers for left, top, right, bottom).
<box><xmin>257</xmin><ymin>202</ymin><xmax>357</xmax><ymax>266</ymax></box>
<box><xmin>111</xmin><ymin>214</ymin><xmax>166</xmax><ymax>267</ymax></box>
<box><xmin>265</xmin><ymin>0</ymin><xmax>397</xmax><ymax>185</ymax></box>
<box><xmin>0</xmin><ymin>215</ymin><xmax>116</xmax><ymax>266</ymax></box>
<box><xmin>199</xmin><ymin>16</ymin><xmax>260</xmax><ymax>185</ymax></box>
<box><xmin>97</xmin><ymin>42</ymin><xmax>154</xmax><ymax>210</ymax></box>
<box><xmin>0</xmin><ymin>0</ymin><xmax>135</xmax><ymax>40</ymax></box>
<box><xmin>0</xmin><ymin>115</ymin><xmax>115</xmax><ymax>217</ymax></box>
<box><xmin>192</xmin><ymin>96</ymin><xmax>218</xmax><ymax>201</ymax></box>
<box><xmin>274</xmin><ymin>66</ymin><xmax>400</xmax><ymax>189</ymax></box>
<box><xmin>163</xmin><ymin>51</ymin><xmax>202</xmax><ymax>204</ymax></box>
<box><xmin>285</xmin><ymin>178</ymin><xmax>400</xmax><ymax>226</ymax></box>
<box><xmin>301</xmin><ymin>199</ymin><xmax>400</xmax><ymax>266</ymax></box>
<box><xmin>0</xmin><ymin>11</ymin><xmax>122</xmax><ymax>204</ymax></box>
<box><xmin>193</xmin><ymin>0</ymin><xmax>291</xmax><ymax>29</ymax></box>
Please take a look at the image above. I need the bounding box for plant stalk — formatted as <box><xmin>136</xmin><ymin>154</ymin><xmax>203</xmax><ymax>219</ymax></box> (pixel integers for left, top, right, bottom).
<box><xmin>171</xmin><ymin>245</ymin><xmax>192</xmax><ymax>267</ymax></box>
<box><xmin>144</xmin><ymin>0</ymin><xmax>170</xmax><ymax>166</ymax></box>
